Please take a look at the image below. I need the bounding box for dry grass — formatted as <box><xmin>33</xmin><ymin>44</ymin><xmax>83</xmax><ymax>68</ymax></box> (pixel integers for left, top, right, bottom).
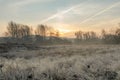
<box><xmin>0</xmin><ymin>44</ymin><xmax>120</xmax><ymax>80</ymax></box>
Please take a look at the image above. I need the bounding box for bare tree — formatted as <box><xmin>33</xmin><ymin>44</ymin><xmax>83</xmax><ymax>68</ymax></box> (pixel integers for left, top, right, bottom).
<box><xmin>75</xmin><ymin>31</ymin><xmax>83</xmax><ymax>40</ymax></box>
<box><xmin>101</xmin><ymin>29</ymin><xmax>106</xmax><ymax>39</ymax></box>
<box><xmin>35</xmin><ymin>24</ymin><xmax>49</xmax><ymax>42</ymax></box>
<box><xmin>47</xmin><ymin>27</ymin><xmax>55</xmax><ymax>36</ymax></box>
<box><xmin>7</xmin><ymin>21</ymin><xmax>20</xmax><ymax>38</ymax></box>
<box><xmin>83</xmin><ymin>32</ymin><xmax>90</xmax><ymax>40</ymax></box>
<box><xmin>90</xmin><ymin>31</ymin><xmax>97</xmax><ymax>40</ymax></box>
<box><xmin>35</xmin><ymin>24</ymin><xmax>47</xmax><ymax>40</ymax></box>
<box><xmin>115</xmin><ymin>23</ymin><xmax>120</xmax><ymax>36</ymax></box>
<box><xmin>19</xmin><ymin>25</ymin><xmax>32</xmax><ymax>38</ymax></box>
<box><xmin>6</xmin><ymin>21</ymin><xmax>32</xmax><ymax>38</ymax></box>
<box><xmin>56</xmin><ymin>31</ymin><xmax>60</xmax><ymax>37</ymax></box>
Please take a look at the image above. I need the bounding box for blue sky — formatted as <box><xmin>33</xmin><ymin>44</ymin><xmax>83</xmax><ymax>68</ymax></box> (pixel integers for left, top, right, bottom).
<box><xmin>0</xmin><ymin>0</ymin><xmax>120</xmax><ymax>37</ymax></box>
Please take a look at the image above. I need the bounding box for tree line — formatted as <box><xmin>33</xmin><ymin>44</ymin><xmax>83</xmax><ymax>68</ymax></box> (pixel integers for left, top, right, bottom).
<box><xmin>74</xmin><ymin>23</ymin><xmax>120</xmax><ymax>44</ymax></box>
<box><xmin>4</xmin><ymin>21</ymin><xmax>70</xmax><ymax>44</ymax></box>
<box><xmin>101</xmin><ymin>28</ymin><xmax>120</xmax><ymax>44</ymax></box>
<box><xmin>75</xmin><ymin>31</ymin><xmax>98</xmax><ymax>41</ymax></box>
<box><xmin>3</xmin><ymin>21</ymin><xmax>120</xmax><ymax>44</ymax></box>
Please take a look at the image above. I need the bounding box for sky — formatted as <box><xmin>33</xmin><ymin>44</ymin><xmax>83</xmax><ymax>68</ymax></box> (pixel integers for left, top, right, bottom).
<box><xmin>0</xmin><ymin>0</ymin><xmax>120</xmax><ymax>37</ymax></box>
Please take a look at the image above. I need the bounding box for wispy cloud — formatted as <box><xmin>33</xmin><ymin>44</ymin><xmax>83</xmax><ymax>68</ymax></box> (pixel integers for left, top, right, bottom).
<box><xmin>40</xmin><ymin>0</ymin><xmax>90</xmax><ymax>23</ymax></box>
<box><xmin>79</xmin><ymin>1</ymin><xmax>120</xmax><ymax>24</ymax></box>
<box><xmin>40</xmin><ymin>0</ymin><xmax>120</xmax><ymax>25</ymax></box>
<box><xmin>40</xmin><ymin>7</ymin><xmax>77</xmax><ymax>23</ymax></box>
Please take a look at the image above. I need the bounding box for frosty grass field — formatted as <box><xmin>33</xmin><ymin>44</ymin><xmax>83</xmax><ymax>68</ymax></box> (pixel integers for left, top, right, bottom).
<box><xmin>0</xmin><ymin>44</ymin><xmax>120</xmax><ymax>80</ymax></box>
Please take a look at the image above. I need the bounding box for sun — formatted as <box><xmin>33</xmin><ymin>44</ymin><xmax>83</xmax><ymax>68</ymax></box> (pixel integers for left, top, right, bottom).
<box><xmin>54</xmin><ymin>23</ymin><xmax>71</xmax><ymax>33</ymax></box>
<box><xmin>58</xmin><ymin>28</ymin><xmax>71</xmax><ymax>33</ymax></box>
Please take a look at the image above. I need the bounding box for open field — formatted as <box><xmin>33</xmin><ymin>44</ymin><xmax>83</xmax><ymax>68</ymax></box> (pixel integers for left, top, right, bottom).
<box><xmin>0</xmin><ymin>44</ymin><xmax>120</xmax><ymax>80</ymax></box>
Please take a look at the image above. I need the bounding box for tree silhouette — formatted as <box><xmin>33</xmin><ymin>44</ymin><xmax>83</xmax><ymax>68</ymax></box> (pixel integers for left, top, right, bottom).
<box><xmin>56</xmin><ymin>31</ymin><xmax>60</xmax><ymax>37</ymax></box>
<box><xmin>75</xmin><ymin>31</ymin><xmax>83</xmax><ymax>40</ymax></box>
<box><xmin>6</xmin><ymin>21</ymin><xmax>32</xmax><ymax>38</ymax></box>
<box><xmin>35</xmin><ymin>24</ymin><xmax>47</xmax><ymax>40</ymax></box>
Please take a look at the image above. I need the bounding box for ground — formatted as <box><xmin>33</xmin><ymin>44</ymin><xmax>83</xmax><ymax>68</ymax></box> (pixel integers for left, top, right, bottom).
<box><xmin>0</xmin><ymin>44</ymin><xmax>120</xmax><ymax>80</ymax></box>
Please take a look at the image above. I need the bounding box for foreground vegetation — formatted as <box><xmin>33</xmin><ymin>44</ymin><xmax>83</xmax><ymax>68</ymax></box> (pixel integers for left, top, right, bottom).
<box><xmin>0</xmin><ymin>45</ymin><xmax>120</xmax><ymax>80</ymax></box>
<box><xmin>0</xmin><ymin>21</ymin><xmax>120</xmax><ymax>80</ymax></box>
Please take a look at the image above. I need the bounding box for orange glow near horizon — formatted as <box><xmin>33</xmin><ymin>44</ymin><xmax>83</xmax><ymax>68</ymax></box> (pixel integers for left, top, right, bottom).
<box><xmin>0</xmin><ymin>18</ymin><xmax>120</xmax><ymax>38</ymax></box>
